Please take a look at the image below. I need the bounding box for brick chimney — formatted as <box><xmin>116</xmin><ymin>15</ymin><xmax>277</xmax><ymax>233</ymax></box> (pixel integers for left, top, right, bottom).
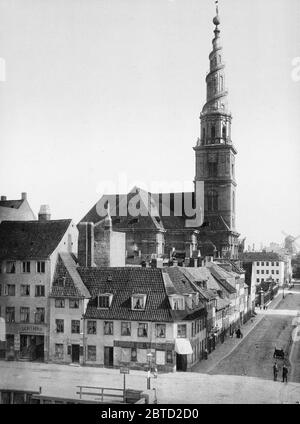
<box><xmin>21</xmin><ymin>192</ymin><xmax>27</xmax><ymax>200</ymax></box>
<box><xmin>0</xmin><ymin>196</ymin><xmax>7</xmax><ymax>201</ymax></box>
<box><xmin>78</xmin><ymin>222</ymin><xmax>95</xmax><ymax>267</ymax></box>
<box><xmin>38</xmin><ymin>205</ymin><xmax>51</xmax><ymax>221</ymax></box>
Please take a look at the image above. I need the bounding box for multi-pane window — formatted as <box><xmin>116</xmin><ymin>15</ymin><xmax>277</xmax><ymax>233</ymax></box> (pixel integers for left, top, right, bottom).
<box><xmin>22</xmin><ymin>261</ymin><xmax>31</xmax><ymax>273</ymax></box>
<box><xmin>87</xmin><ymin>345</ymin><xmax>96</xmax><ymax>361</ymax></box>
<box><xmin>261</xmin><ymin>262</ymin><xmax>264</xmax><ymax>266</ymax></box>
<box><xmin>69</xmin><ymin>299</ymin><xmax>79</xmax><ymax>309</ymax></box>
<box><xmin>55</xmin><ymin>344</ymin><xmax>64</xmax><ymax>360</ymax></box>
<box><xmin>56</xmin><ymin>319</ymin><xmax>64</xmax><ymax>333</ymax></box>
<box><xmin>271</xmin><ymin>262</ymin><xmax>274</xmax><ymax>266</ymax></box>
<box><xmin>276</xmin><ymin>262</ymin><xmax>279</xmax><ymax>266</ymax></box>
<box><xmin>6</xmin><ymin>261</ymin><xmax>16</xmax><ymax>274</ymax></box>
<box><xmin>256</xmin><ymin>278</ymin><xmax>260</xmax><ymax>283</ymax></box>
<box><xmin>7</xmin><ymin>285</ymin><xmax>15</xmax><ymax>296</ymax></box>
<box><xmin>98</xmin><ymin>295</ymin><xmax>110</xmax><ymax>308</ymax></box>
<box><xmin>156</xmin><ymin>324</ymin><xmax>166</xmax><ymax>338</ymax></box>
<box><xmin>20</xmin><ymin>307</ymin><xmax>30</xmax><ymax>323</ymax></box>
<box><xmin>71</xmin><ymin>320</ymin><xmax>80</xmax><ymax>334</ymax></box>
<box><xmin>35</xmin><ymin>308</ymin><xmax>45</xmax><ymax>323</ymax></box>
<box><xmin>276</xmin><ymin>271</ymin><xmax>279</xmax><ymax>274</ymax></box>
<box><xmin>6</xmin><ymin>307</ymin><xmax>15</xmax><ymax>323</ymax></box>
<box><xmin>256</xmin><ymin>270</ymin><xmax>260</xmax><ymax>274</ymax></box>
<box><xmin>87</xmin><ymin>320</ymin><xmax>97</xmax><ymax>335</ymax></box>
<box><xmin>104</xmin><ymin>321</ymin><xmax>113</xmax><ymax>335</ymax></box>
<box><xmin>138</xmin><ymin>323</ymin><xmax>148</xmax><ymax>338</ymax></box>
<box><xmin>261</xmin><ymin>270</ymin><xmax>264</xmax><ymax>274</ymax></box>
<box><xmin>55</xmin><ymin>298</ymin><xmax>65</xmax><ymax>308</ymax></box>
<box><xmin>266</xmin><ymin>270</ymin><xmax>269</xmax><ymax>274</ymax></box>
<box><xmin>35</xmin><ymin>285</ymin><xmax>45</xmax><ymax>297</ymax></box>
<box><xmin>121</xmin><ymin>322</ymin><xmax>131</xmax><ymax>336</ymax></box>
<box><xmin>256</xmin><ymin>262</ymin><xmax>259</xmax><ymax>266</ymax></box>
<box><xmin>20</xmin><ymin>285</ymin><xmax>30</xmax><ymax>296</ymax></box>
<box><xmin>266</xmin><ymin>262</ymin><xmax>269</xmax><ymax>266</ymax></box>
<box><xmin>37</xmin><ymin>261</ymin><xmax>45</xmax><ymax>273</ymax></box>
<box><xmin>177</xmin><ymin>324</ymin><xmax>187</xmax><ymax>338</ymax></box>
<box><xmin>132</xmin><ymin>295</ymin><xmax>146</xmax><ymax>310</ymax></box>
<box><xmin>272</xmin><ymin>270</ymin><xmax>274</xmax><ymax>274</ymax></box>
<box><xmin>207</xmin><ymin>190</ymin><xmax>218</xmax><ymax>212</ymax></box>
<box><xmin>173</xmin><ymin>297</ymin><xmax>184</xmax><ymax>310</ymax></box>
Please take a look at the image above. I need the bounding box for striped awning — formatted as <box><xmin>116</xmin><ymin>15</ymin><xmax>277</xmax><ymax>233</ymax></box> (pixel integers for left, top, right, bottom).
<box><xmin>175</xmin><ymin>338</ymin><xmax>193</xmax><ymax>355</ymax></box>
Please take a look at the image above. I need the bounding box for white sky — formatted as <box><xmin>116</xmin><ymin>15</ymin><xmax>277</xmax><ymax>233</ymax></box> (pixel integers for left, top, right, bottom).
<box><xmin>0</xmin><ymin>0</ymin><xmax>299</xmax><ymax>249</ymax></box>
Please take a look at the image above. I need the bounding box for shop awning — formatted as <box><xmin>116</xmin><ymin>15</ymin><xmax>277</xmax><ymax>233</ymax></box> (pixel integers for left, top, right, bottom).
<box><xmin>175</xmin><ymin>338</ymin><xmax>193</xmax><ymax>355</ymax></box>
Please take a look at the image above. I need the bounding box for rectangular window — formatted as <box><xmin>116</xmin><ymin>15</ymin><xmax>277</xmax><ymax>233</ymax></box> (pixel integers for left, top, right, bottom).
<box><xmin>35</xmin><ymin>308</ymin><xmax>45</xmax><ymax>323</ymax></box>
<box><xmin>22</xmin><ymin>261</ymin><xmax>31</xmax><ymax>273</ymax></box>
<box><xmin>256</xmin><ymin>278</ymin><xmax>260</xmax><ymax>283</ymax></box>
<box><xmin>191</xmin><ymin>322</ymin><xmax>194</xmax><ymax>337</ymax></box>
<box><xmin>36</xmin><ymin>261</ymin><xmax>46</xmax><ymax>273</ymax></box>
<box><xmin>98</xmin><ymin>295</ymin><xmax>110</xmax><ymax>308</ymax></box>
<box><xmin>266</xmin><ymin>270</ymin><xmax>269</xmax><ymax>274</ymax></box>
<box><xmin>121</xmin><ymin>322</ymin><xmax>131</xmax><ymax>336</ymax></box>
<box><xmin>261</xmin><ymin>262</ymin><xmax>264</xmax><ymax>266</ymax></box>
<box><xmin>87</xmin><ymin>320</ymin><xmax>97</xmax><ymax>335</ymax></box>
<box><xmin>20</xmin><ymin>307</ymin><xmax>30</xmax><ymax>323</ymax></box>
<box><xmin>55</xmin><ymin>344</ymin><xmax>64</xmax><ymax>360</ymax></box>
<box><xmin>256</xmin><ymin>262</ymin><xmax>259</xmax><ymax>266</ymax></box>
<box><xmin>271</xmin><ymin>262</ymin><xmax>274</xmax><ymax>266</ymax></box>
<box><xmin>6</xmin><ymin>307</ymin><xmax>15</xmax><ymax>323</ymax></box>
<box><xmin>261</xmin><ymin>270</ymin><xmax>264</xmax><ymax>274</ymax></box>
<box><xmin>132</xmin><ymin>295</ymin><xmax>146</xmax><ymax>310</ymax></box>
<box><xmin>87</xmin><ymin>345</ymin><xmax>96</xmax><ymax>361</ymax></box>
<box><xmin>35</xmin><ymin>285</ymin><xmax>45</xmax><ymax>297</ymax></box>
<box><xmin>177</xmin><ymin>324</ymin><xmax>187</xmax><ymax>338</ymax></box>
<box><xmin>6</xmin><ymin>261</ymin><xmax>16</xmax><ymax>274</ymax></box>
<box><xmin>7</xmin><ymin>285</ymin><xmax>15</xmax><ymax>296</ymax></box>
<box><xmin>266</xmin><ymin>262</ymin><xmax>269</xmax><ymax>266</ymax></box>
<box><xmin>256</xmin><ymin>270</ymin><xmax>260</xmax><ymax>274</ymax></box>
<box><xmin>56</xmin><ymin>319</ymin><xmax>64</xmax><ymax>333</ymax></box>
<box><xmin>104</xmin><ymin>321</ymin><xmax>113</xmax><ymax>335</ymax></box>
<box><xmin>55</xmin><ymin>298</ymin><xmax>65</xmax><ymax>308</ymax></box>
<box><xmin>276</xmin><ymin>262</ymin><xmax>279</xmax><ymax>266</ymax></box>
<box><xmin>271</xmin><ymin>270</ymin><xmax>274</xmax><ymax>274</ymax></box>
<box><xmin>276</xmin><ymin>271</ymin><xmax>279</xmax><ymax>275</ymax></box>
<box><xmin>156</xmin><ymin>350</ymin><xmax>165</xmax><ymax>365</ymax></box>
<box><xmin>155</xmin><ymin>324</ymin><xmax>166</xmax><ymax>338</ymax></box>
<box><xmin>71</xmin><ymin>320</ymin><xmax>80</xmax><ymax>334</ymax></box>
<box><xmin>69</xmin><ymin>299</ymin><xmax>79</xmax><ymax>309</ymax></box>
<box><xmin>121</xmin><ymin>348</ymin><xmax>131</xmax><ymax>362</ymax></box>
<box><xmin>20</xmin><ymin>285</ymin><xmax>30</xmax><ymax>296</ymax></box>
<box><xmin>131</xmin><ymin>347</ymin><xmax>137</xmax><ymax>362</ymax></box>
<box><xmin>138</xmin><ymin>323</ymin><xmax>148</xmax><ymax>338</ymax></box>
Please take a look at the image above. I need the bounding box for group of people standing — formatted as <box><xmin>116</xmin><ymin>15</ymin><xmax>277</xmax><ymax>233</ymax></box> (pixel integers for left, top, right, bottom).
<box><xmin>273</xmin><ymin>362</ymin><xmax>288</xmax><ymax>383</ymax></box>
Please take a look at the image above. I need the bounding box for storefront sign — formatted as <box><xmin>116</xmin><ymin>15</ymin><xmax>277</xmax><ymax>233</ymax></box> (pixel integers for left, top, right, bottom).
<box><xmin>19</xmin><ymin>325</ymin><xmax>45</xmax><ymax>334</ymax></box>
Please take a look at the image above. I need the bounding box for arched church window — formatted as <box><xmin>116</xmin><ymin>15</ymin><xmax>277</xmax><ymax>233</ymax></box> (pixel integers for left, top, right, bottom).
<box><xmin>222</xmin><ymin>125</ymin><xmax>226</xmax><ymax>140</ymax></box>
<box><xmin>220</xmin><ymin>75</ymin><xmax>224</xmax><ymax>91</ymax></box>
<box><xmin>202</xmin><ymin>127</ymin><xmax>206</xmax><ymax>142</ymax></box>
<box><xmin>207</xmin><ymin>190</ymin><xmax>218</xmax><ymax>212</ymax></box>
<box><xmin>211</xmin><ymin>125</ymin><xmax>216</xmax><ymax>140</ymax></box>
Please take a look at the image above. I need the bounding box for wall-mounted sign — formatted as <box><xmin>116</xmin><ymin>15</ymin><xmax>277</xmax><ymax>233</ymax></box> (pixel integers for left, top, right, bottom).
<box><xmin>19</xmin><ymin>325</ymin><xmax>45</xmax><ymax>334</ymax></box>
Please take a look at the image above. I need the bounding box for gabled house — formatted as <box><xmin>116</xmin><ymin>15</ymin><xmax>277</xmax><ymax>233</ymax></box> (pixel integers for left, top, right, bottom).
<box><xmin>0</xmin><ymin>193</ymin><xmax>36</xmax><ymax>223</ymax></box>
<box><xmin>0</xmin><ymin>207</ymin><xmax>77</xmax><ymax>361</ymax></box>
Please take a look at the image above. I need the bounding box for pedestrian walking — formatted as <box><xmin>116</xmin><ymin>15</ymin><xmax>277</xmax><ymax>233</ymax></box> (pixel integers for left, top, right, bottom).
<box><xmin>282</xmin><ymin>364</ymin><xmax>288</xmax><ymax>383</ymax></box>
<box><xmin>273</xmin><ymin>362</ymin><xmax>278</xmax><ymax>381</ymax></box>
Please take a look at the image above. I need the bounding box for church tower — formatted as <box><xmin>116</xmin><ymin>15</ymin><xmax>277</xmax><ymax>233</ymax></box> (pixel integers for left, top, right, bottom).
<box><xmin>194</xmin><ymin>4</ymin><xmax>239</xmax><ymax>259</ymax></box>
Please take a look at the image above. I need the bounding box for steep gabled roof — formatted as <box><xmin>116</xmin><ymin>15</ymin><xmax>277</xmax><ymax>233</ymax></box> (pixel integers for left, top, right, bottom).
<box><xmin>78</xmin><ymin>267</ymin><xmax>173</xmax><ymax>322</ymax></box>
<box><xmin>50</xmin><ymin>253</ymin><xmax>91</xmax><ymax>299</ymax></box>
<box><xmin>0</xmin><ymin>199</ymin><xmax>23</xmax><ymax>209</ymax></box>
<box><xmin>206</xmin><ymin>262</ymin><xmax>237</xmax><ymax>294</ymax></box>
<box><xmin>0</xmin><ymin>219</ymin><xmax>72</xmax><ymax>260</ymax></box>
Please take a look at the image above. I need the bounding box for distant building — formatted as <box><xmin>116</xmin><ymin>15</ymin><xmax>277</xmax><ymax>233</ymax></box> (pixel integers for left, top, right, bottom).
<box><xmin>0</xmin><ymin>206</ymin><xmax>77</xmax><ymax>361</ymax></box>
<box><xmin>239</xmin><ymin>252</ymin><xmax>285</xmax><ymax>288</ymax></box>
<box><xmin>0</xmin><ymin>192</ymin><xmax>36</xmax><ymax>223</ymax></box>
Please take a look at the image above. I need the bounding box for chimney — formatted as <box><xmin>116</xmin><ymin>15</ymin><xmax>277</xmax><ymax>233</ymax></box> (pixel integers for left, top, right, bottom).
<box><xmin>78</xmin><ymin>222</ymin><xmax>94</xmax><ymax>267</ymax></box>
<box><xmin>21</xmin><ymin>192</ymin><xmax>27</xmax><ymax>200</ymax></box>
<box><xmin>1</xmin><ymin>196</ymin><xmax>7</xmax><ymax>201</ymax></box>
<box><xmin>38</xmin><ymin>204</ymin><xmax>51</xmax><ymax>221</ymax></box>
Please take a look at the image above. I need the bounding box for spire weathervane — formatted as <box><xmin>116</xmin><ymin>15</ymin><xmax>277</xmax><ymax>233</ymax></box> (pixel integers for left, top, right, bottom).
<box><xmin>215</xmin><ymin>0</ymin><xmax>219</xmax><ymax>16</ymax></box>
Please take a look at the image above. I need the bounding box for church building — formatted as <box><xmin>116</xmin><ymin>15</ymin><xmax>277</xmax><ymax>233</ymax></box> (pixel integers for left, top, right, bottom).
<box><xmin>81</xmin><ymin>6</ymin><xmax>240</xmax><ymax>263</ymax></box>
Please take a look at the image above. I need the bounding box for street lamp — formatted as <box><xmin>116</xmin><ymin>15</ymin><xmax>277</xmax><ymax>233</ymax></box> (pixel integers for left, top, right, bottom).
<box><xmin>146</xmin><ymin>352</ymin><xmax>153</xmax><ymax>389</ymax></box>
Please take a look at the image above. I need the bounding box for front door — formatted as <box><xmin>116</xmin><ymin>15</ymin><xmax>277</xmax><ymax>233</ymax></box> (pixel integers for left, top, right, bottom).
<box><xmin>176</xmin><ymin>353</ymin><xmax>187</xmax><ymax>371</ymax></box>
<box><xmin>71</xmin><ymin>344</ymin><xmax>80</xmax><ymax>363</ymax></box>
<box><xmin>104</xmin><ymin>346</ymin><xmax>113</xmax><ymax>367</ymax></box>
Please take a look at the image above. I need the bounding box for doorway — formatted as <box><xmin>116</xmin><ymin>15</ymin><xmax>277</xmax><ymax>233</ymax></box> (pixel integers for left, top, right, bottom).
<box><xmin>104</xmin><ymin>346</ymin><xmax>114</xmax><ymax>367</ymax></box>
<box><xmin>71</xmin><ymin>344</ymin><xmax>80</xmax><ymax>363</ymax></box>
<box><xmin>176</xmin><ymin>353</ymin><xmax>187</xmax><ymax>371</ymax></box>
<box><xmin>20</xmin><ymin>335</ymin><xmax>44</xmax><ymax>361</ymax></box>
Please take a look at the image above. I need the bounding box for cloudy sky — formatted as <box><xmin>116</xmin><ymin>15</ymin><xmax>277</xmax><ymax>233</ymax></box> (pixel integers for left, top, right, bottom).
<box><xmin>0</xmin><ymin>0</ymin><xmax>299</xmax><ymax>248</ymax></box>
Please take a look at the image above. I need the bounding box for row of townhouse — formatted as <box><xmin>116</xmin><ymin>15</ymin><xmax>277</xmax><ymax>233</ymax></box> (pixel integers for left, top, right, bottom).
<box><xmin>0</xmin><ymin>212</ymin><xmax>252</xmax><ymax>371</ymax></box>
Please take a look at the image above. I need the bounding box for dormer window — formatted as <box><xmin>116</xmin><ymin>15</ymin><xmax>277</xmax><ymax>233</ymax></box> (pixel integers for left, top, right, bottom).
<box><xmin>132</xmin><ymin>294</ymin><xmax>146</xmax><ymax>310</ymax></box>
<box><xmin>97</xmin><ymin>293</ymin><xmax>113</xmax><ymax>309</ymax></box>
<box><xmin>169</xmin><ymin>295</ymin><xmax>185</xmax><ymax>311</ymax></box>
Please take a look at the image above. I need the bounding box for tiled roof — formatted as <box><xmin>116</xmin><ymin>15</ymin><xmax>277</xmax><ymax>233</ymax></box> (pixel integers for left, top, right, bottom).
<box><xmin>50</xmin><ymin>253</ymin><xmax>91</xmax><ymax>299</ymax></box>
<box><xmin>180</xmin><ymin>266</ymin><xmax>220</xmax><ymax>293</ymax></box>
<box><xmin>206</xmin><ymin>263</ymin><xmax>237</xmax><ymax>294</ymax></box>
<box><xmin>239</xmin><ymin>252</ymin><xmax>283</xmax><ymax>262</ymax></box>
<box><xmin>0</xmin><ymin>199</ymin><xmax>23</xmax><ymax>209</ymax></box>
<box><xmin>78</xmin><ymin>267</ymin><xmax>174</xmax><ymax>322</ymax></box>
<box><xmin>0</xmin><ymin>219</ymin><xmax>72</xmax><ymax>260</ymax></box>
<box><xmin>162</xmin><ymin>267</ymin><xmax>196</xmax><ymax>295</ymax></box>
<box><xmin>216</xmin><ymin>297</ymin><xmax>230</xmax><ymax>311</ymax></box>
